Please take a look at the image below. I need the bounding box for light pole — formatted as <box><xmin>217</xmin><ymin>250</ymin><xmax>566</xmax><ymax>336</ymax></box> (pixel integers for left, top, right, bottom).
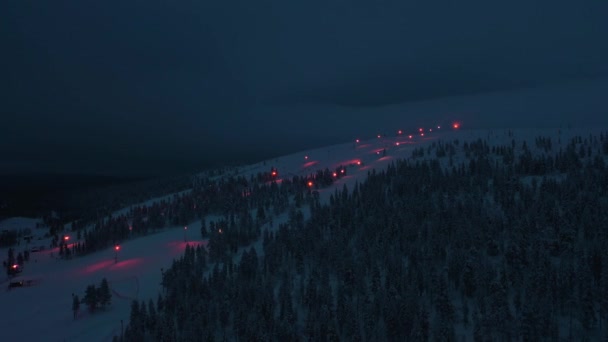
<box><xmin>114</xmin><ymin>245</ymin><xmax>120</xmax><ymax>263</ymax></box>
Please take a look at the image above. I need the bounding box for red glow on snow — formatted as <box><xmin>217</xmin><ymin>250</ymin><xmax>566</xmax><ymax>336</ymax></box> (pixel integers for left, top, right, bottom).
<box><xmin>336</xmin><ymin>159</ymin><xmax>360</xmax><ymax>167</ymax></box>
<box><xmin>112</xmin><ymin>258</ymin><xmax>145</xmax><ymax>270</ymax></box>
<box><xmin>303</xmin><ymin>161</ymin><xmax>318</xmax><ymax>168</ymax></box>
<box><xmin>167</xmin><ymin>241</ymin><xmax>204</xmax><ymax>253</ymax></box>
<box><xmin>83</xmin><ymin>260</ymin><xmax>114</xmax><ymax>274</ymax></box>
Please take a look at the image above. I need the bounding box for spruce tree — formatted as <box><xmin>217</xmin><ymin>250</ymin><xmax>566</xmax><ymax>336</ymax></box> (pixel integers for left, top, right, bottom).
<box><xmin>147</xmin><ymin>298</ymin><xmax>158</xmax><ymax>332</ymax></box>
<box><xmin>84</xmin><ymin>284</ymin><xmax>98</xmax><ymax>312</ymax></box>
<box><xmin>200</xmin><ymin>219</ymin><xmax>208</xmax><ymax>238</ymax></box>
<box><xmin>98</xmin><ymin>278</ymin><xmax>112</xmax><ymax>308</ymax></box>
<box><xmin>129</xmin><ymin>300</ymin><xmax>144</xmax><ymax>340</ymax></box>
<box><xmin>72</xmin><ymin>295</ymin><xmax>80</xmax><ymax>319</ymax></box>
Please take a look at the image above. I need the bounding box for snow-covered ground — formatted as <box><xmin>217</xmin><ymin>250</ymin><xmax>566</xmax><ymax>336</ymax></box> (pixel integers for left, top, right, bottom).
<box><xmin>2</xmin><ymin>124</ymin><xmax>604</xmax><ymax>341</ymax></box>
<box><xmin>1</xmin><ymin>79</ymin><xmax>607</xmax><ymax>341</ymax></box>
<box><xmin>0</xmin><ymin>127</ymin><xmax>461</xmax><ymax>341</ymax></box>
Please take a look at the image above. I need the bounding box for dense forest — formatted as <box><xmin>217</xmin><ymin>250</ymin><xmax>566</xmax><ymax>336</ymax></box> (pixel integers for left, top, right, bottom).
<box><xmin>111</xmin><ymin>130</ymin><xmax>608</xmax><ymax>341</ymax></box>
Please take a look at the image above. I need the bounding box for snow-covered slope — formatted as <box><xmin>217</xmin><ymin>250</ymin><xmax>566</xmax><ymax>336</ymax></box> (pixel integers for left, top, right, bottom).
<box><xmin>2</xmin><ymin>123</ymin><xmax>606</xmax><ymax>341</ymax></box>
<box><xmin>1</xmin><ymin>76</ymin><xmax>607</xmax><ymax>340</ymax></box>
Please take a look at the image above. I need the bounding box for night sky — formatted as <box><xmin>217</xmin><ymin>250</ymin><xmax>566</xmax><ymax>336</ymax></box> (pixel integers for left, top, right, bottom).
<box><xmin>3</xmin><ymin>0</ymin><xmax>607</xmax><ymax>177</ymax></box>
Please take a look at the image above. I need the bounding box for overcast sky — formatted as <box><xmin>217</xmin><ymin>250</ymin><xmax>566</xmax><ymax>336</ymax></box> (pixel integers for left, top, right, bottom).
<box><xmin>2</xmin><ymin>0</ymin><xmax>607</xmax><ymax>176</ymax></box>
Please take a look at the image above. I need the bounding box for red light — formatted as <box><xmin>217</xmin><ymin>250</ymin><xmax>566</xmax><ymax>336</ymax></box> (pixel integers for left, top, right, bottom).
<box><xmin>437</xmin><ymin>125</ymin><xmax>441</xmax><ymax>129</ymax></box>
<box><xmin>419</xmin><ymin>128</ymin><xmax>423</xmax><ymax>132</ymax></box>
<box><xmin>356</xmin><ymin>161</ymin><xmax>361</xmax><ymax>165</ymax></box>
<box><xmin>184</xmin><ymin>226</ymin><xmax>188</xmax><ymax>230</ymax></box>
<box><xmin>398</xmin><ymin>130</ymin><xmax>402</xmax><ymax>135</ymax></box>
<box><xmin>341</xmin><ymin>169</ymin><xmax>345</xmax><ymax>173</ymax></box>
<box><xmin>420</xmin><ymin>133</ymin><xmax>425</xmax><ymax>136</ymax></box>
<box><xmin>304</xmin><ymin>155</ymin><xmax>308</xmax><ymax>160</ymax></box>
<box><xmin>453</xmin><ymin>123</ymin><xmax>460</xmax><ymax>129</ymax></box>
<box><xmin>395</xmin><ymin>142</ymin><xmax>400</xmax><ymax>146</ymax></box>
<box><xmin>64</xmin><ymin>236</ymin><xmax>69</xmax><ymax>241</ymax></box>
<box><xmin>218</xmin><ymin>228</ymin><xmax>223</xmax><ymax>234</ymax></box>
<box><xmin>333</xmin><ymin>172</ymin><xmax>337</xmax><ymax>177</ymax></box>
<box><xmin>377</xmin><ymin>134</ymin><xmax>381</xmax><ymax>138</ymax></box>
<box><xmin>12</xmin><ymin>264</ymin><xmax>18</xmax><ymax>269</ymax></box>
<box><xmin>355</xmin><ymin>139</ymin><xmax>359</xmax><ymax>143</ymax></box>
<box><xmin>408</xmin><ymin>135</ymin><xmax>413</xmax><ymax>139</ymax></box>
<box><xmin>307</xmin><ymin>181</ymin><xmax>313</xmax><ymax>187</ymax></box>
<box><xmin>429</xmin><ymin>128</ymin><xmax>432</xmax><ymax>132</ymax></box>
<box><xmin>271</xmin><ymin>171</ymin><xmax>277</xmax><ymax>177</ymax></box>
<box><xmin>115</xmin><ymin>245</ymin><xmax>120</xmax><ymax>251</ymax></box>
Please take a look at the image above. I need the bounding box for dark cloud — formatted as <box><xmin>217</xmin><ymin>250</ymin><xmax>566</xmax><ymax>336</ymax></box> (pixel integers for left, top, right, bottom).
<box><xmin>2</xmin><ymin>0</ymin><xmax>607</xmax><ymax>176</ymax></box>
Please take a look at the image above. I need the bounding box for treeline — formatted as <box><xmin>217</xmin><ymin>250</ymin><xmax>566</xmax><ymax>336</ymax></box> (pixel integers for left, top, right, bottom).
<box><xmin>121</xmin><ymin>130</ymin><xmax>608</xmax><ymax>341</ymax></box>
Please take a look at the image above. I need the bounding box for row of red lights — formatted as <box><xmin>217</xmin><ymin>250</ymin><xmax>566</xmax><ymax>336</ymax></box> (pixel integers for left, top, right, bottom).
<box><xmin>63</xmin><ymin>234</ymin><xmax>121</xmax><ymax>252</ymax></box>
<box><xmin>301</xmin><ymin>122</ymin><xmax>461</xmax><ymax>187</ymax></box>
<box><xmin>356</xmin><ymin>122</ymin><xmax>460</xmax><ymax>143</ymax></box>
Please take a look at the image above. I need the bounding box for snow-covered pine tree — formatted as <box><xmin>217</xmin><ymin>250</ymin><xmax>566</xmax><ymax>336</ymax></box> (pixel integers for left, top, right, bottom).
<box><xmin>72</xmin><ymin>294</ymin><xmax>80</xmax><ymax>319</ymax></box>
<box><xmin>83</xmin><ymin>284</ymin><xmax>98</xmax><ymax>312</ymax></box>
<box><xmin>98</xmin><ymin>278</ymin><xmax>112</xmax><ymax>309</ymax></box>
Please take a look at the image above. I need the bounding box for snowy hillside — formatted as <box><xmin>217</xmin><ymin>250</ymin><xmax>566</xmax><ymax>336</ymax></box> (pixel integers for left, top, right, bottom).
<box><xmin>2</xmin><ymin>121</ymin><xmax>607</xmax><ymax>341</ymax></box>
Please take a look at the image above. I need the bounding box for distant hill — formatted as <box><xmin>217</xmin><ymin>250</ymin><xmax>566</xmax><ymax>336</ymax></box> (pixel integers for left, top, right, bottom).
<box><xmin>0</xmin><ymin>173</ymin><xmax>150</xmax><ymax>219</ymax></box>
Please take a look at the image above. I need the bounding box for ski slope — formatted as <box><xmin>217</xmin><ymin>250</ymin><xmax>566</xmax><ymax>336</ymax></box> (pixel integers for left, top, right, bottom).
<box><xmin>0</xmin><ymin>126</ymin><xmax>456</xmax><ymax>341</ymax></box>
<box><xmin>1</xmin><ymin>122</ymin><xmax>607</xmax><ymax>341</ymax></box>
